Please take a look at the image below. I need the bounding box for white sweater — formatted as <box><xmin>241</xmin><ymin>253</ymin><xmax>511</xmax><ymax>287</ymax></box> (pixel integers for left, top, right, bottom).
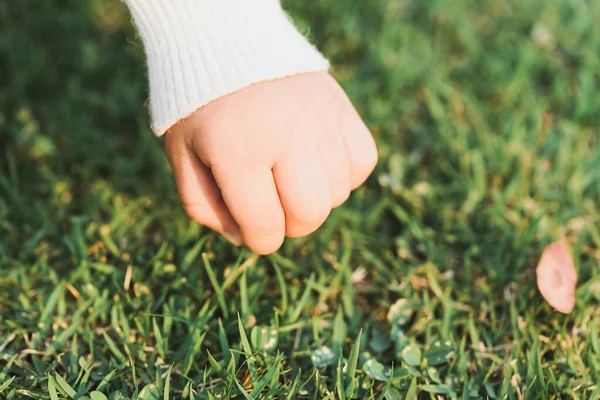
<box><xmin>124</xmin><ymin>0</ymin><xmax>329</xmax><ymax>136</ymax></box>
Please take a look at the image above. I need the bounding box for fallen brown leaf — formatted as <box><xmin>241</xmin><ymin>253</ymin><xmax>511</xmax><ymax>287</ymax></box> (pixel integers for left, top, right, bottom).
<box><xmin>536</xmin><ymin>241</ymin><xmax>577</xmax><ymax>314</ymax></box>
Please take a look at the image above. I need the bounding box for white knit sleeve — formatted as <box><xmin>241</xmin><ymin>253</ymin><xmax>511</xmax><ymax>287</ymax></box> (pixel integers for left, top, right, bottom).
<box><xmin>124</xmin><ymin>0</ymin><xmax>330</xmax><ymax>136</ymax></box>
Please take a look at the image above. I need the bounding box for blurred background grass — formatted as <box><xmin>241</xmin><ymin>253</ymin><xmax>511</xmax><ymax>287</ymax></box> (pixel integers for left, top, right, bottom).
<box><xmin>0</xmin><ymin>0</ymin><xmax>599</xmax><ymax>398</ymax></box>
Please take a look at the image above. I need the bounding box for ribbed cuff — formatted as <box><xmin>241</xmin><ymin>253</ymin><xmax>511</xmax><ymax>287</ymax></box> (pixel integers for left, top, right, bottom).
<box><xmin>125</xmin><ymin>0</ymin><xmax>330</xmax><ymax>136</ymax></box>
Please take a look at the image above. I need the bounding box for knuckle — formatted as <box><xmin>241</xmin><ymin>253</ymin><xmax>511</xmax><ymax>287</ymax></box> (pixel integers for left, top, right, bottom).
<box><xmin>309</xmin><ymin>205</ymin><xmax>331</xmax><ymax>225</ymax></box>
<box><xmin>248</xmin><ymin>238</ymin><xmax>284</xmax><ymax>255</ymax></box>
<box><xmin>351</xmin><ymin>140</ymin><xmax>378</xmax><ymax>187</ymax></box>
<box><xmin>360</xmin><ymin>139</ymin><xmax>379</xmax><ymax>173</ymax></box>
<box><xmin>294</xmin><ymin>202</ymin><xmax>331</xmax><ymax>227</ymax></box>
<box><xmin>244</xmin><ymin>215</ymin><xmax>284</xmax><ymax>238</ymax></box>
<box><xmin>244</xmin><ymin>218</ymin><xmax>285</xmax><ymax>254</ymax></box>
<box><xmin>332</xmin><ymin>188</ymin><xmax>351</xmax><ymax>208</ymax></box>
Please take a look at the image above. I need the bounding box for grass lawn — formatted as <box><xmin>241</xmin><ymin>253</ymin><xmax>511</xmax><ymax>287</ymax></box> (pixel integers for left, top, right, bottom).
<box><xmin>1</xmin><ymin>0</ymin><xmax>599</xmax><ymax>398</ymax></box>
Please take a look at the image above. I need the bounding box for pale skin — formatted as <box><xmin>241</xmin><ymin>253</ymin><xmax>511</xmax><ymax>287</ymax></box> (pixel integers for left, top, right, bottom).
<box><xmin>164</xmin><ymin>71</ymin><xmax>378</xmax><ymax>255</ymax></box>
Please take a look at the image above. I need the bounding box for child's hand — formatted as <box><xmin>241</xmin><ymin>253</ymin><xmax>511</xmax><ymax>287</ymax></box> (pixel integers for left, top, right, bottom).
<box><xmin>164</xmin><ymin>72</ymin><xmax>377</xmax><ymax>254</ymax></box>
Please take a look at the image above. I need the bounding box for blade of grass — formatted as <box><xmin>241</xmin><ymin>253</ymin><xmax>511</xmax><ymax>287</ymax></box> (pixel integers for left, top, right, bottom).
<box><xmin>202</xmin><ymin>253</ymin><xmax>229</xmax><ymax>318</ymax></box>
<box><xmin>238</xmin><ymin>313</ymin><xmax>257</xmax><ymax>382</ymax></box>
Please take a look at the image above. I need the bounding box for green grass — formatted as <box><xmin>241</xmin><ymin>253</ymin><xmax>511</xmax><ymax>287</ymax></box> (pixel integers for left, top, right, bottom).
<box><xmin>1</xmin><ymin>0</ymin><xmax>599</xmax><ymax>398</ymax></box>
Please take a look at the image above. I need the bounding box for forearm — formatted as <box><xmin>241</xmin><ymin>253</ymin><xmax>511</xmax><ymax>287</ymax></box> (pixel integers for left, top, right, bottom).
<box><xmin>124</xmin><ymin>0</ymin><xmax>329</xmax><ymax>135</ymax></box>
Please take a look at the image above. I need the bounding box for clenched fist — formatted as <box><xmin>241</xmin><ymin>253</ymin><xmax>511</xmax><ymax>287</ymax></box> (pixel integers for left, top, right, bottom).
<box><xmin>164</xmin><ymin>72</ymin><xmax>377</xmax><ymax>254</ymax></box>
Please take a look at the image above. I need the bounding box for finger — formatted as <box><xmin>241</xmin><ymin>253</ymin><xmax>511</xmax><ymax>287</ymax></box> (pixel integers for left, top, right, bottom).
<box><xmin>273</xmin><ymin>147</ymin><xmax>331</xmax><ymax>238</ymax></box>
<box><xmin>321</xmin><ymin>76</ymin><xmax>378</xmax><ymax>190</ymax></box>
<box><xmin>164</xmin><ymin>137</ymin><xmax>242</xmax><ymax>245</ymax></box>
<box><xmin>317</xmin><ymin>130</ymin><xmax>352</xmax><ymax>208</ymax></box>
<box><xmin>339</xmin><ymin>109</ymin><xmax>378</xmax><ymax>190</ymax></box>
<box><xmin>211</xmin><ymin>163</ymin><xmax>285</xmax><ymax>255</ymax></box>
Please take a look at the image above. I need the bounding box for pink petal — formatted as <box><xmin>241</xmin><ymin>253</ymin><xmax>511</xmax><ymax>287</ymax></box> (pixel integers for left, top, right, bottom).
<box><xmin>536</xmin><ymin>241</ymin><xmax>577</xmax><ymax>313</ymax></box>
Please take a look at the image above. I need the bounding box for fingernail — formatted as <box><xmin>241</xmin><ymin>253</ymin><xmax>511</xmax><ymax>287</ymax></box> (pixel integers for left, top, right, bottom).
<box><xmin>223</xmin><ymin>231</ymin><xmax>243</xmax><ymax>246</ymax></box>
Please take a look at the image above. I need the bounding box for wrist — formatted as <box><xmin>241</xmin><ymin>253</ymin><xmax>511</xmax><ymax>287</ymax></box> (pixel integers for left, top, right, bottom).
<box><xmin>125</xmin><ymin>0</ymin><xmax>329</xmax><ymax>135</ymax></box>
